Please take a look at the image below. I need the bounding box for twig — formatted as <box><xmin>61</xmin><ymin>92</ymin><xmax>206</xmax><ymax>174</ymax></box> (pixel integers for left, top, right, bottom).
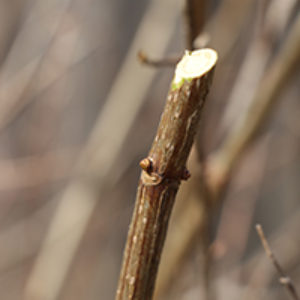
<box><xmin>194</xmin><ymin>0</ymin><xmax>254</xmax><ymax>57</ymax></box>
<box><xmin>241</xmin><ymin>209</ymin><xmax>300</xmax><ymax>300</ymax></box>
<box><xmin>212</xmin><ymin>136</ymin><xmax>270</xmax><ymax>263</ymax></box>
<box><xmin>115</xmin><ymin>49</ymin><xmax>217</xmax><ymax>300</ymax></box>
<box><xmin>183</xmin><ymin>0</ymin><xmax>206</xmax><ymax>50</ymax></box>
<box><xmin>137</xmin><ymin>50</ymin><xmax>180</xmax><ymax>67</ymax></box>
<box><xmin>183</xmin><ymin>0</ymin><xmax>194</xmax><ymax>50</ymax></box>
<box><xmin>256</xmin><ymin>224</ymin><xmax>299</xmax><ymax>300</ymax></box>
<box><xmin>137</xmin><ymin>0</ymin><xmax>206</xmax><ymax>70</ymax></box>
<box><xmin>0</xmin><ymin>0</ymin><xmax>74</xmax><ymax>133</ymax></box>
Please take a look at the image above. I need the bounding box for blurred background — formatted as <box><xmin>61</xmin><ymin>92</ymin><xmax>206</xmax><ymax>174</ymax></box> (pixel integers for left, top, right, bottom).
<box><xmin>0</xmin><ymin>0</ymin><xmax>299</xmax><ymax>299</ymax></box>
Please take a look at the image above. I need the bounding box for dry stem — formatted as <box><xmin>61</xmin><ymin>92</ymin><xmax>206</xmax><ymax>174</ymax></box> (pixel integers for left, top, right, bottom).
<box><xmin>183</xmin><ymin>0</ymin><xmax>206</xmax><ymax>50</ymax></box>
<box><xmin>115</xmin><ymin>49</ymin><xmax>217</xmax><ymax>300</ymax></box>
<box><xmin>256</xmin><ymin>224</ymin><xmax>299</xmax><ymax>300</ymax></box>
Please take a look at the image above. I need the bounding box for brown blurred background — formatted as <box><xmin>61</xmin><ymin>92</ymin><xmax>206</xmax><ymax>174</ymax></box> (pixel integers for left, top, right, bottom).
<box><xmin>0</xmin><ymin>0</ymin><xmax>299</xmax><ymax>299</ymax></box>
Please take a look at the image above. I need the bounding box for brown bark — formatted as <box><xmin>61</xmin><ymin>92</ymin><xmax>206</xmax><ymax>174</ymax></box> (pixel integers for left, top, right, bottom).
<box><xmin>115</xmin><ymin>49</ymin><xmax>217</xmax><ymax>300</ymax></box>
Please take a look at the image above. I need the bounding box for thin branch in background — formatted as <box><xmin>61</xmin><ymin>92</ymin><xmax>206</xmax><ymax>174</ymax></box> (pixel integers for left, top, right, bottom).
<box><xmin>0</xmin><ymin>30</ymin><xmax>103</xmax><ymax>134</ymax></box>
<box><xmin>206</xmin><ymin>12</ymin><xmax>300</xmax><ymax>197</ymax></box>
<box><xmin>137</xmin><ymin>50</ymin><xmax>180</xmax><ymax>67</ymax></box>
<box><xmin>154</xmin><ymin>9</ymin><xmax>300</xmax><ymax>299</ymax></box>
<box><xmin>194</xmin><ymin>0</ymin><xmax>254</xmax><ymax>57</ymax></box>
<box><xmin>0</xmin><ymin>148</ymin><xmax>78</xmax><ymax>191</ymax></box>
<box><xmin>137</xmin><ymin>0</ymin><xmax>206</xmax><ymax>70</ymax></box>
<box><xmin>116</xmin><ymin>49</ymin><xmax>217</xmax><ymax>300</ymax></box>
<box><xmin>23</xmin><ymin>1</ymin><xmax>182</xmax><ymax>299</ymax></box>
<box><xmin>220</xmin><ymin>0</ymin><xmax>297</xmax><ymax>134</ymax></box>
<box><xmin>256</xmin><ymin>224</ymin><xmax>299</xmax><ymax>300</ymax></box>
<box><xmin>0</xmin><ymin>0</ymin><xmax>74</xmax><ymax>133</ymax></box>
<box><xmin>212</xmin><ymin>135</ymin><xmax>271</xmax><ymax>264</ymax></box>
<box><xmin>183</xmin><ymin>0</ymin><xmax>206</xmax><ymax>50</ymax></box>
<box><xmin>183</xmin><ymin>0</ymin><xmax>195</xmax><ymax>50</ymax></box>
<box><xmin>242</xmin><ymin>209</ymin><xmax>300</xmax><ymax>300</ymax></box>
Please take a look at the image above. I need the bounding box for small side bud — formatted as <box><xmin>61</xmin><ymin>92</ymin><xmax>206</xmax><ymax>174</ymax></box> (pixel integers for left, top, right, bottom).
<box><xmin>181</xmin><ymin>168</ymin><xmax>191</xmax><ymax>180</ymax></box>
<box><xmin>139</xmin><ymin>157</ymin><xmax>152</xmax><ymax>174</ymax></box>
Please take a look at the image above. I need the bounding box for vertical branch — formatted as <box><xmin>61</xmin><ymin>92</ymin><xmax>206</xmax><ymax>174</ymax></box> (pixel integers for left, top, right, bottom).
<box><xmin>115</xmin><ymin>49</ymin><xmax>218</xmax><ymax>300</ymax></box>
<box><xmin>183</xmin><ymin>0</ymin><xmax>206</xmax><ymax>50</ymax></box>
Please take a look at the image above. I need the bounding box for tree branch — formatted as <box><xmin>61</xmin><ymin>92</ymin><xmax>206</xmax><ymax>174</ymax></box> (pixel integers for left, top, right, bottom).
<box><xmin>137</xmin><ymin>50</ymin><xmax>180</xmax><ymax>67</ymax></box>
<box><xmin>115</xmin><ymin>49</ymin><xmax>218</xmax><ymax>300</ymax></box>
<box><xmin>256</xmin><ymin>224</ymin><xmax>299</xmax><ymax>300</ymax></box>
<box><xmin>183</xmin><ymin>0</ymin><xmax>206</xmax><ymax>50</ymax></box>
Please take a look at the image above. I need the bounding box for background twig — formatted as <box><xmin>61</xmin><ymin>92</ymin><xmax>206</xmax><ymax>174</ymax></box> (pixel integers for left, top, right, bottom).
<box><xmin>116</xmin><ymin>49</ymin><xmax>217</xmax><ymax>300</ymax></box>
<box><xmin>256</xmin><ymin>224</ymin><xmax>299</xmax><ymax>300</ymax></box>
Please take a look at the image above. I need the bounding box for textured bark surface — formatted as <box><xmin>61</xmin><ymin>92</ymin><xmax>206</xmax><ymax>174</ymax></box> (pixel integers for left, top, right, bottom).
<box><xmin>115</xmin><ymin>49</ymin><xmax>217</xmax><ymax>300</ymax></box>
